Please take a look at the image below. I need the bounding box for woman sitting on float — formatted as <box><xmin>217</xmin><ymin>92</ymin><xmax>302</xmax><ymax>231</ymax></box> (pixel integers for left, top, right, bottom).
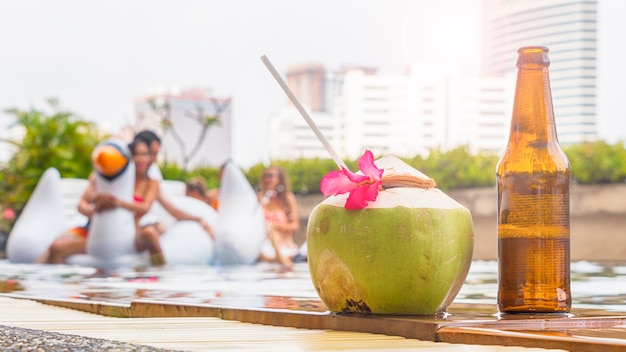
<box><xmin>36</xmin><ymin>133</ymin><xmax>212</xmax><ymax>266</ymax></box>
<box><xmin>257</xmin><ymin>166</ymin><xmax>300</xmax><ymax>269</ymax></box>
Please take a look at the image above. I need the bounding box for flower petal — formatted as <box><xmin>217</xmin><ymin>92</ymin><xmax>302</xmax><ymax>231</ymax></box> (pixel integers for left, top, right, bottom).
<box><xmin>344</xmin><ymin>169</ymin><xmax>370</xmax><ymax>184</ymax></box>
<box><xmin>320</xmin><ymin>169</ymin><xmax>358</xmax><ymax>196</ymax></box>
<box><xmin>359</xmin><ymin>150</ymin><xmax>384</xmax><ymax>180</ymax></box>
<box><xmin>344</xmin><ymin>181</ymin><xmax>381</xmax><ymax>210</ymax></box>
<box><xmin>319</xmin><ymin>150</ymin><xmax>384</xmax><ymax>210</ymax></box>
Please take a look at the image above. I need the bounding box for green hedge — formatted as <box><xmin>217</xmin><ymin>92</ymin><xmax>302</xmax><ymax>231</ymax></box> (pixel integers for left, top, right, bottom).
<box><xmin>564</xmin><ymin>141</ymin><xmax>626</xmax><ymax>184</ymax></box>
<box><xmin>3</xmin><ymin>101</ymin><xmax>622</xmax><ymax>235</ymax></box>
<box><xmin>164</xmin><ymin>141</ymin><xmax>626</xmax><ymax>194</ymax></box>
<box><xmin>0</xmin><ymin>101</ymin><xmax>103</xmax><ymax>220</ymax></box>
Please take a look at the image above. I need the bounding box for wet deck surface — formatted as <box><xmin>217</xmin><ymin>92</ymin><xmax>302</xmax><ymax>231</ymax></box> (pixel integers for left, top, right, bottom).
<box><xmin>1</xmin><ymin>260</ymin><xmax>626</xmax><ymax>351</ymax></box>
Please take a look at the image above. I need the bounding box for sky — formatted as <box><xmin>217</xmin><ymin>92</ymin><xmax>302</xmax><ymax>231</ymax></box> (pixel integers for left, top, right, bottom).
<box><xmin>0</xmin><ymin>0</ymin><xmax>484</xmax><ymax>166</ymax></box>
<box><xmin>0</xmin><ymin>0</ymin><xmax>623</xmax><ymax>167</ymax></box>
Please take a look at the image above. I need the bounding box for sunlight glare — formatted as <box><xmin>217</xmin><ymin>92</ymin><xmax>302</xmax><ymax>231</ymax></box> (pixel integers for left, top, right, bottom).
<box><xmin>400</xmin><ymin>1</ymin><xmax>481</xmax><ymax>73</ymax></box>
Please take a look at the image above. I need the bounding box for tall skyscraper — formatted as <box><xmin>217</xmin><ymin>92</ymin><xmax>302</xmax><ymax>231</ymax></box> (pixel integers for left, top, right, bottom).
<box><xmin>286</xmin><ymin>64</ymin><xmax>327</xmax><ymax>113</ymax></box>
<box><xmin>482</xmin><ymin>0</ymin><xmax>598</xmax><ymax>143</ymax></box>
<box><xmin>268</xmin><ymin>64</ymin><xmax>339</xmax><ymax>160</ymax></box>
<box><xmin>134</xmin><ymin>88</ymin><xmax>233</xmax><ymax>169</ymax></box>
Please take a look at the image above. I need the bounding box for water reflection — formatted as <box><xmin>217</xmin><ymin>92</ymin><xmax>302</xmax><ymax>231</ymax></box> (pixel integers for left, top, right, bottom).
<box><xmin>1</xmin><ymin>260</ymin><xmax>625</xmax><ymax>314</ymax></box>
<box><xmin>456</xmin><ymin>260</ymin><xmax>626</xmax><ymax>313</ymax></box>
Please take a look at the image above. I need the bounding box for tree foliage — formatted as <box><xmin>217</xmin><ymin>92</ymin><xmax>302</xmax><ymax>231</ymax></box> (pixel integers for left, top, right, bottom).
<box><xmin>1</xmin><ymin>100</ymin><xmax>624</xmax><ymax>236</ymax></box>
<box><xmin>253</xmin><ymin>158</ymin><xmax>339</xmax><ymax>194</ymax></box>
<box><xmin>564</xmin><ymin>140</ymin><xmax>626</xmax><ymax>184</ymax></box>
<box><xmin>163</xmin><ymin>141</ymin><xmax>626</xmax><ymax>195</ymax></box>
<box><xmin>403</xmin><ymin>146</ymin><xmax>499</xmax><ymax>190</ymax></box>
<box><xmin>0</xmin><ymin>99</ymin><xmax>104</xmax><ymax>217</ymax></box>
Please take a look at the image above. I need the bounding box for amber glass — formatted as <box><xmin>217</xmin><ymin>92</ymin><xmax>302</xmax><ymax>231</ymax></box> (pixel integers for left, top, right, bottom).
<box><xmin>496</xmin><ymin>46</ymin><xmax>571</xmax><ymax>314</ymax></box>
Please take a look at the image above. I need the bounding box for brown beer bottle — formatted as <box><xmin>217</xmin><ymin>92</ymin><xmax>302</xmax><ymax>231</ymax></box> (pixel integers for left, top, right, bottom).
<box><xmin>496</xmin><ymin>46</ymin><xmax>571</xmax><ymax>314</ymax></box>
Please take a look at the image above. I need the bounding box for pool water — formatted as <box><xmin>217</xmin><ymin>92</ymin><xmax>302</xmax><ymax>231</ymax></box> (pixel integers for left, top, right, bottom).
<box><xmin>1</xmin><ymin>260</ymin><xmax>625</xmax><ymax>314</ymax></box>
<box><xmin>458</xmin><ymin>260</ymin><xmax>626</xmax><ymax>313</ymax></box>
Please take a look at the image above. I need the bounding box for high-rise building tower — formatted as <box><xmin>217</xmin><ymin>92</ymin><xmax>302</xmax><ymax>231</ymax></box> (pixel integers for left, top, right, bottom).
<box><xmin>286</xmin><ymin>64</ymin><xmax>327</xmax><ymax>113</ymax></box>
<box><xmin>482</xmin><ymin>0</ymin><xmax>598</xmax><ymax>143</ymax></box>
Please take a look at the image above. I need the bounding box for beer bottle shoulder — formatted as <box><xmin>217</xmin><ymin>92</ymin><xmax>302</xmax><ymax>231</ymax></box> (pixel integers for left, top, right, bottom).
<box><xmin>496</xmin><ymin>142</ymin><xmax>571</xmax><ymax>175</ymax></box>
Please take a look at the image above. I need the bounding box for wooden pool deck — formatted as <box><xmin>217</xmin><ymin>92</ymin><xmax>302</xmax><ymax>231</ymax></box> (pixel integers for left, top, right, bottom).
<box><xmin>1</xmin><ymin>261</ymin><xmax>625</xmax><ymax>351</ymax></box>
<box><xmin>2</xmin><ymin>295</ymin><xmax>625</xmax><ymax>351</ymax></box>
<box><xmin>1</xmin><ymin>297</ymin><xmax>560</xmax><ymax>352</ymax></box>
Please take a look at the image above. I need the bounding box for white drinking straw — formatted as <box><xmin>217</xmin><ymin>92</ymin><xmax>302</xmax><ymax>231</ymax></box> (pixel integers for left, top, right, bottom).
<box><xmin>260</xmin><ymin>55</ymin><xmax>347</xmax><ymax>170</ymax></box>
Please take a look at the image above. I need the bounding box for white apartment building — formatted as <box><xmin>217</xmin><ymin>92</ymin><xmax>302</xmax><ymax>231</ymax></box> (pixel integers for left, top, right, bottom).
<box><xmin>482</xmin><ymin>0</ymin><xmax>599</xmax><ymax>144</ymax></box>
<box><xmin>268</xmin><ymin>0</ymin><xmax>613</xmax><ymax>162</ymax></box>
<box><xmin>447</xmin><ymin>74</ymin><xmax>515</xmax><ymax>154</ymax></box>
<box><xmin>268</xmin><ymin>66</ymin><xmax>511</xmax><ymax>161</ymax></box>
<box><xmin>268</xmin><ymin>107</ymin><xmax>339</xmax><ymax>160</ymax></box>
<box><xmin>337</xmin><ymin>67</ymin><xmax>512</xmax><ymax>159</ymax></box>
<box><xmin>335</xmin><ymin>69</ymin><xmax>427</xmax><ymax>159</ymax></box>
<box><xmin>134</xmin><ymin>88</ymin><xmax>233</xmax><ymax>169</ymax></box>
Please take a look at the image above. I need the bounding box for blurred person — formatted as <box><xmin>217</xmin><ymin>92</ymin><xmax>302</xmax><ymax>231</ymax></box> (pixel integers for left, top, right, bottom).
<box><xmin>132</xmin><ymin>131</ymin><xmax>215</xmax><ymax>263</ymax></box>
<box><xmin>205</xmin><ymin>187</ymin><xmax>220</xmax><ymax>210</ymax></box>
<box><xmin>135</xmin><ymin>130</ymin><xmax>163</xmax><ymax>181</ymax></box>
<box><xmin>185</xmin><ymin>177</ymin><xmax>212</xmax><ymax>205</ymax></box>
<box><xmin>126</xmin><ymin>134</ymin><xmax>165</xmax><ymax>264</ymax></box>
<box><xmin>204</xmin><ymin>161</ymin><xmax>230</xmax><ymax>210</ymax></box>
<box><xmin>186</xmin><ymin>162</ymin><xmax>229</xmax><ymax>211</ymax></box>
<box><xmin>37</xmin><ymin>133</ymin><xmax>212</xmax><ymax>265</ymax></box>
<box><xmin>132</xmin><ymin>129</ymin><xmax>213</xmax><ymax>237</ymax></box>
<box><xmin>37</xmin><ymin>135</ymin><xmax>161</xmax><ymax>264</ymax></box>
<box><xmin>257</xmin><ymin>166</ymin><xmax>299</xmax><ymax>269</ymax></box>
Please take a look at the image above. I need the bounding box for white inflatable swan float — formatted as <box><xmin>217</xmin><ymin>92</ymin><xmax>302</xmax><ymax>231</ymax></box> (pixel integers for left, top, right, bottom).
<box><xmin>6</xmin><ymin>139</ymin><xmax>266</xmax><ymax>267</ymax></box>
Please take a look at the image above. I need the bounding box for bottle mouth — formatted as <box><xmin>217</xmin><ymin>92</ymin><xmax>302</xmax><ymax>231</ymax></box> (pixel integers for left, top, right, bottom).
<box><xmin>516</xmin><ymin>46</ymin><xmax>550</xmax><ymax>68</ymax></box>
<box><xmin>517</xmin><ymin>46</ymin><xmax>549</xmax><ymax>54</ymax></box>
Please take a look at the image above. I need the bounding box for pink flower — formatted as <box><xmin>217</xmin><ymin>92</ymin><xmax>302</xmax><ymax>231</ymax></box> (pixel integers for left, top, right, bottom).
<box><xmin>320</xmin><ymin>150</ymin><xmax>384</xmax><ymax>210</ymax></box>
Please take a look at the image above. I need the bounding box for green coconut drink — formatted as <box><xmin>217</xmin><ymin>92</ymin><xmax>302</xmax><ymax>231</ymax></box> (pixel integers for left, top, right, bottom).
<box><xmin>307</xmin><ymin>155</ymin><xmax>474</xmax><ymax>315</ymax></box>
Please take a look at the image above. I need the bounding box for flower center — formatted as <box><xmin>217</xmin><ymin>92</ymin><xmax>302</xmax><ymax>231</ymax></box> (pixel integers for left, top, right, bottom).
<box><xmin>357</xmin><ymin>178</ymin><xmax>377</xmax><ymax>187</ymax></box>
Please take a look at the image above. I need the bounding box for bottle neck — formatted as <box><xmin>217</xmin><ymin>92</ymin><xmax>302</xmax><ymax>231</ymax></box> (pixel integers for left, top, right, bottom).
<box><xmin>508</xmin><ymin>48</ymin><xmax>559</xmax><ymax>146</ymax></box>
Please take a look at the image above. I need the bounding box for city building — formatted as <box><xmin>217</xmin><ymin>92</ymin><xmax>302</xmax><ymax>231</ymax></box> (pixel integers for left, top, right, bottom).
<box><xmin>447</xmin><ymin>74</ymin><xmax>514</xmax><ymax>154</ymax></box>
<box><xmin>334</xmin><ymin>68</ymin><xmax>429</xmax><ymax>159</ymax></box>
<box><xmin>482</xmin><ymin>0</ymin><xmax>599</xmax><ymax>144</ymax></box>
<box><xmin>268</xmin><ymin>64</ymin><xmax>511</xmax><ymax>161</ymax></box>
<box><xmin>134</xmin><ymin>88</ymin><xmax>233</xmax><ymax>169</ymax></box>
<box><xmin>268</xmin><ymin>107</ymin><xmax>338</xmax><ymax>160</ymax></box>
<box><xmin>285</xmin><ymin>63</ymin><xmax>328</xmax><ymax>113</ymax></box>
<box><xmin>268</xmin><ymin>0</ymin><xmax>615</xmax><ymax>162</ymax></box>
<box><xmin>268</xmin><ymin>63</ymin><xmax>341</xmax><ymax>161</ymax></box>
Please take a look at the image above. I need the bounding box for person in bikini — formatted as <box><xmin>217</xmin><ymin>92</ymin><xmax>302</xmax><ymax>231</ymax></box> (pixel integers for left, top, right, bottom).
<box><xmin>257</xmin><ymin>166</ymin><xmax>300</xmax><ymax>269</ymax></box>
<box><xmin>36</xmin><ymin>134</ymin><xmax>160</xmax><ymax>264</ymax></box>
<box><xmin>37</xmin><ymin>133</ymin><xmax>212</xmax><ymax>265</ymax></box>
<box><xmin>133</xmin><ymin>130</ymin><xmax>214</xmax><ymax>242</ymax></box>
<box><xmin>35</xmin><ymin>172</ymin><xmax>99</xmax><ymax>264</ymax></box>
<box><xmin>124</xmin><ymin>134</ymin><xmax>162</xmax><ymax>264</ymax></box>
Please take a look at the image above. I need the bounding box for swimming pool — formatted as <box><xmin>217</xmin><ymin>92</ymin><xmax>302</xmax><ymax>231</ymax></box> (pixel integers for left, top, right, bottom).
<box><xmin>1</xmin><ymin>260</ymin><xmax>625</xmax><ymax>314</ymax></box>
